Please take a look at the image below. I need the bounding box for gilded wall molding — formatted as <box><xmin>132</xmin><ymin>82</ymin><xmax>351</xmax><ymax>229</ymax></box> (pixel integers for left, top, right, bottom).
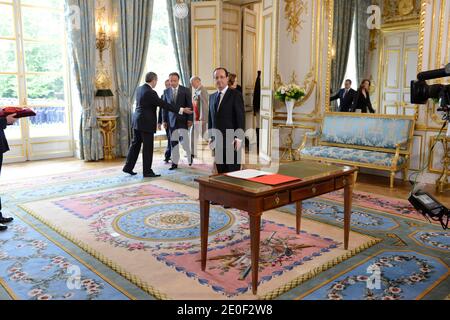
<box><xmin>382</xmin><ymin>0</ymin><xmax>422</xmax><ymax>25</ymax></box>
<box><xmin>284</xmin><ymin>0</ymin><xmax>308</xmax><ymax>43</ymax></box>
<box><xmin>324</xmin><ymin>0</ymin><xmax>333</xmax><ymax>112</ymax></box>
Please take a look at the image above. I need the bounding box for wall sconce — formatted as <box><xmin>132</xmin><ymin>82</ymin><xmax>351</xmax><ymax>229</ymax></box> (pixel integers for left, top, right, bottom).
<box><xmin>95</xmin><ymin>7</ymin><xmax>118</xmax><ymax>62</ymax></box>
<box><xmin>95</xmin><ymin>7</ymin><xmax>117</xmax><ymax>92</ymax></box>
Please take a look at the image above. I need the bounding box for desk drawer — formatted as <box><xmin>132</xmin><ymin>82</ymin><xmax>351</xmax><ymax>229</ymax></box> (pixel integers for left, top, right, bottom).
<box><xmin>263</xmin><ymin>191</ymin><xmax>290</xmax><ymax>210</ymax></box>
<box><xmin>291</xmin><ymin>180</ymin><xmax>334</xmax><ymax>201</ymax></box>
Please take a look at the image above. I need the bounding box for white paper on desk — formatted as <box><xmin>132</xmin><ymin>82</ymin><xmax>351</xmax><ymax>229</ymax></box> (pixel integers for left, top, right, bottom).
<box><xmin>225</xmin><ymin>169</ymin><xmax>273</xmax><ymax>179</ymax></box>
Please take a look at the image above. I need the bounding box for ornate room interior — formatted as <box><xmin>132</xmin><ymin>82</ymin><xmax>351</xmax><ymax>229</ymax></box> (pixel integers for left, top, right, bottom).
<box><xmin>0</xmin><ymin>0</ymin><xmax>448</xmax><ymax>302</ymax></box>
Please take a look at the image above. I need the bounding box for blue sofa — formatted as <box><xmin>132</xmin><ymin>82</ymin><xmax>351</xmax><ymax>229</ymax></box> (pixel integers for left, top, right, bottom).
<box><xmin>298</xmin><ymin>113</ymin><xmax>416</xmax><ymax>188</ymax></box>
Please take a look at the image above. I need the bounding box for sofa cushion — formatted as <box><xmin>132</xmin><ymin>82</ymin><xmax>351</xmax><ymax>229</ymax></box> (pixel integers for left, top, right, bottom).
<box><xmin>300</xmin><ymin>146</ymin><xmax>406</xmax><ymax>167</ymax></box>
<box><xmin>320</xmin><ymin>115</ymin><xmax>413</xmax><ymax>150</ymax></box>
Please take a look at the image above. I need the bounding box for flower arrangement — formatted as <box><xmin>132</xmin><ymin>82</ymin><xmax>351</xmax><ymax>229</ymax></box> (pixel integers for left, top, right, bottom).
<box><xmin>275</xmin><ymin>84</ymin><xmax>305</xmax><ymax>102</ymax></box>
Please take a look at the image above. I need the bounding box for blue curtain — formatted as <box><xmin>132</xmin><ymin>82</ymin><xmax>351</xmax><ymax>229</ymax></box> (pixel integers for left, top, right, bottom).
<box><xmin>166</xmin><ymin>0</ymin><xmax>194</xmax><ymax>87</ymax></box>
<box><xmin>65</xmin><ymin>0</ymin><xmax>103</xmax><ymax>161</ymax></box>
<box><xmin>113</xmin><ymin>0</ymin><xmax>154</xmax><ymax>156</ymax></box>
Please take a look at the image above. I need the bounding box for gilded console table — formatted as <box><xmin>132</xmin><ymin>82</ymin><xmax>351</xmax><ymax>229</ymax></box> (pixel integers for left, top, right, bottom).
<box><xmin>435</xmin><ymin>136</ymin><xmax>450</xmax><ymax>193</ymax></box>
<box><xmin>274</xmin><ymin>124</ymin><xmax>316</xmax><ymax>162</ymax></box>
<box><xmin>97</xmin><ymin>115</ymin><xmax>118</xmax><ymax>160</ymax></box>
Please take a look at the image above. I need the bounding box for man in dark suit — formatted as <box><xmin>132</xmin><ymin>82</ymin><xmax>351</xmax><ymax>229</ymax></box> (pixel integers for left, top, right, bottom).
<box><xmin>330</xmin><ymin>79</ymin><xmax>357</xmax><ymax>112</ymax></box>
<box><xmin>123</xmin><ymin>72</ymin><xmax>193</xmax><ymax>178</ymax></box>
<box><xmin>157</xmin><ymin>79</ymin><xmax>172</xmax><ymax>163</ymax></box>
<box><xmin>208</xmin><ymin>67</ymin><xmax>245</xmax><ymax>174</ymax></box>
<box><xmin>0</xmin><ymin>112</ymin><xmax>17</xmax><ymax>231</ymax></box>
<box><xmin>162</xmin><ymin>72</ymin><xmax>193</xmax><ymax>170</ymax></box>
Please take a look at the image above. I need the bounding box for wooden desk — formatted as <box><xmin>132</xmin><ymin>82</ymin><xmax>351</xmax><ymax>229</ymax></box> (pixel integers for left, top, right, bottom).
<box><xmin>195</xmin><ymin>161</ymin><xmax>357</xmax><ymax>295</ymax></box>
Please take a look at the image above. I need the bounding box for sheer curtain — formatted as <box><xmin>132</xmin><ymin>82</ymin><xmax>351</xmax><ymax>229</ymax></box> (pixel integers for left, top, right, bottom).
<box><xmin>166</xmin><ymin>0</ymin><xmax>203</xmax><ymax>86</ymax></box>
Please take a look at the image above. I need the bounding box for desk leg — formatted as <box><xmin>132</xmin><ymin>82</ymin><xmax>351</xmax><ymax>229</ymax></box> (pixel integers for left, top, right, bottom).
<box><xmin>296</xmin><ymin>201</ymin><xmax>303</xmax><ymax>234</ymax></box>
<box><xmin>200</xmin><ymin>199</ymin><xmax>210</xmax><ymax>271</ymax></box>
<box><xmin>344</xmin><ymin>174</ymin><xmax>354</xmax><ymax>250</ymax></box>
<box><xmin>250</xmin><ymin>213</ymin><xmax>261</xmax><ymax>295</ymax></box>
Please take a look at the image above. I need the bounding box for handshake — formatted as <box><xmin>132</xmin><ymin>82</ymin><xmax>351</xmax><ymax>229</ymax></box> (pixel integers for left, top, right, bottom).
<box><xmin>157</xmin><ymin>107</ymin><xmax>193</xmax><ymax>131</ymax></box>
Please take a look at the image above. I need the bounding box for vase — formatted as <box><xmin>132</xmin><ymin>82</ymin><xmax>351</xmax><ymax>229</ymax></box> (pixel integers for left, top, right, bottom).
<box><xmin>285</xmin><ymin>99</ymin><xmax>295</xmax><ymax>125</ymax></box>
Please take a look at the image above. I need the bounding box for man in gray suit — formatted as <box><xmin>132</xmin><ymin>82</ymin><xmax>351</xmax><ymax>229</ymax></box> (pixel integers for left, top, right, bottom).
<box><xmin>162</xmin><ymin>72</ymin><xmax>193</xmax><ymax>170</ymax></box>
<box><xmin>190</xmin><ymin>76</ymin><xmax>209</xmax><ymax>159</ymax></box>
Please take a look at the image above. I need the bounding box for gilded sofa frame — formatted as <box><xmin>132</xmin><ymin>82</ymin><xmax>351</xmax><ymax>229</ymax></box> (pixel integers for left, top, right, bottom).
<box><xmin>298</xmin><ymin>112</ymin><xmax>416</xmax><ymax>188</ymax></box>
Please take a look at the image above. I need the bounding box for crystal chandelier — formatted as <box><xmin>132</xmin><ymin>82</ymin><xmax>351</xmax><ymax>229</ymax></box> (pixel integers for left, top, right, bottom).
<box><xmin>174</xmin><ymin>0</ymin><xmax>189</xmax><ymax>19</ymax></box>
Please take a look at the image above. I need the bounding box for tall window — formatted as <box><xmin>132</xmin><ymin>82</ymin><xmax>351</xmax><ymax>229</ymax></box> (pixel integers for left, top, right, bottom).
<box><xmin>0</xmin><ymin>0</ymin><xmax>70</xmax><ymax>143</ymax></box>
<box><xmin>143</xmin><ymin>0</ymin><xmax>179</xmax><ymax>96</ymax></box>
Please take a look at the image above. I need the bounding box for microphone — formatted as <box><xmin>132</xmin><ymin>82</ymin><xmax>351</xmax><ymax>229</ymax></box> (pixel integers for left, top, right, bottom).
<box><xmin>418</xmin><ymin>63</ymin><xmax>450</xmax><ymax>81</ymax></box>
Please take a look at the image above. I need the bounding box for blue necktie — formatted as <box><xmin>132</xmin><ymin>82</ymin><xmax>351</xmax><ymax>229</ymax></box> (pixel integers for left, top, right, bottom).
<box><xmin>214</xmin><ymin>92</ymin><xmax>222</xmax><ymax>112</ymax></box>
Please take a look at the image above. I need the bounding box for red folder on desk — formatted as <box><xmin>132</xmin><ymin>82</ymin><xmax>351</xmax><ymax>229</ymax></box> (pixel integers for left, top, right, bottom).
<box><xmin>248</xmin><ymin>174</ymin><xmax>301</xmax><ymax>186</ymax></box>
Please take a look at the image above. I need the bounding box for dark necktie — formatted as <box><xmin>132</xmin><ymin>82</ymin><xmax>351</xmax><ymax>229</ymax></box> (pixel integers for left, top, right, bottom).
<box><xmin>214</xmin><ymin>92</ymin><xmax>222</xmax><ymax>112</ymax></box>
<box><xmin>173</xmin><ymin>88</ymin><xmax>178</xmax><ymax>104</ymax></box>
<box><xmin>343</xmin><ymin>90</ymin><xmax>348</xmax><ymax>98</ymax></box>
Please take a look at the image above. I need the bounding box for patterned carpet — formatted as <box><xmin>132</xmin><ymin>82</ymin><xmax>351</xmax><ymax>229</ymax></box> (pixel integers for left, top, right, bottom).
<box><xmin>0</xmin><ymin>159</ymin><xmax>448</xmax><ymax>300</ymax></box>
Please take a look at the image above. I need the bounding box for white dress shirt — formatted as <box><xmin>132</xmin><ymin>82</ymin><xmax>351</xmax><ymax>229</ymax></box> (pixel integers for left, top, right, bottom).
<box><xmin>217</xmin><ymin>86</ymin><xmax>228</xmax><ymax>111</ymax></box>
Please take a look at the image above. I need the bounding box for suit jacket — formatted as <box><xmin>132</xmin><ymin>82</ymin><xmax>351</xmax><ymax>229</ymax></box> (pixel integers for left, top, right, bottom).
<box><xmin>133</xmin><ymin>84</ymin><xmax>181</xmax><ymax>133</ymax></box>
<box><xmin>0</xmin><ymin>118</ymin><xmax>9</xmax><ymax>154</ymax></box>
<box><xmin>194</xmin><ymin>85</ymin><xmax>209</xmax><ymax>122</ymax></box>
<box><xmin>162</xmin><ymin>86</ymin><xmax>193</xmax><ymax>131</ymax></box>
<box><xmin>208</xmin><ymin>88</ymin><xmax>245</xmax><ymax>145</ymax></box>
<box><xmin>157</xmin><ymin>93</ymin><xmax>166</xmax><ymax>125</ymax></box>
<box><xmin>330</xmin><ymin>88</ymin><xmax>357</xmax><ymax>112</ymax></box>
<box><xmin>351</xmin><ymin>89</ymin><xmax>375</xmax><ymax>113</ymax></box>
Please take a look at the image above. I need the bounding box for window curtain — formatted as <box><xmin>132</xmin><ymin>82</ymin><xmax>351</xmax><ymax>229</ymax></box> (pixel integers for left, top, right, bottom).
<box><xmin>113</xmin><ymin>0</ymin><xmax>154</xmax><ymax>157</ymax></box>
<box><xmin>355</xmin><ymin>0</ymin><xmax>371</xmax><ymax>84</ymax></box>
<box><xmin>166</xmin><ymin>0</ymin><xmax>199</xmax><ymax>86</ymax></box>
<box><xmin>65</xmin><ymin>0</ymin><xmax>103</xmax><ymax>161</ymax></box>
<box><xmin>330</xmin><ymin>0</ymin><xmax>355</xmax><ymax>101</ymax></box>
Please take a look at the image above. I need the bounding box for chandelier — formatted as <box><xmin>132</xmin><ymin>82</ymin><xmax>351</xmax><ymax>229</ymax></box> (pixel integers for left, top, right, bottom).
<box><xmin>174</xmin><ymin>0</ymin><xmax>189</xmax><ymax>19</ymax></box>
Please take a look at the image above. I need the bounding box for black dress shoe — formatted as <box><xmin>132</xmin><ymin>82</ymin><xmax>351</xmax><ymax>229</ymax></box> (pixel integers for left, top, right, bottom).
<box><xmin>0</xmin><ymin>224</ymin><xmax>7</xmax><ymax>232</ymax></box>
<box><xmin>223</xmin><ymin>206</ymin><xmax>231</xmax><ymax>209</ymax></box>
<box><xmin>169</xmin><ymin>164</ymin><xmax>178</xmax><ymax>171</ymax></box>
<box><xmin>164</xmin><ymin>158</ymin><xmax>171</xmax><ymax>164</ymax></box>
<box><xmin>0</xmin><ymin>216</ymin><xmax>14</xmax><ymax>224</ymax></box>
<box><xmin>143</xmin><ymin>172</ymin><xmax>161</xmax><ymax>178</ymax></box>
<box><xmin>123</xmin><ymin>169</ymin><xmax>138</xmax><ymax>176</ymax></box>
